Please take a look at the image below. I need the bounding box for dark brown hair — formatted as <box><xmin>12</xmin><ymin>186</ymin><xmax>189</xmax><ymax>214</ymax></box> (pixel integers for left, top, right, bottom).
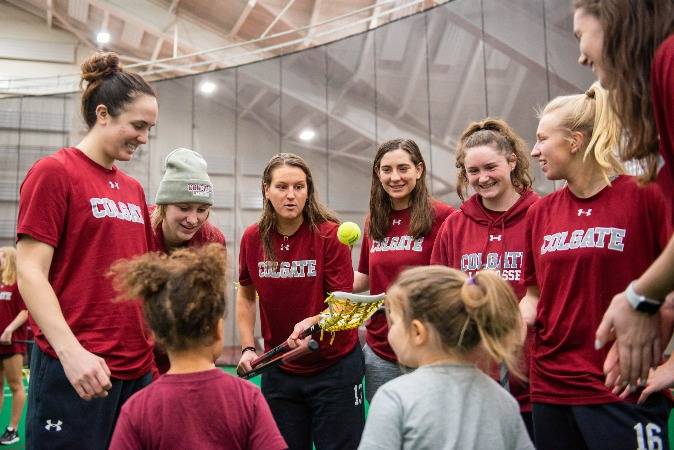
<box><xmin>389</xmin><ymin>265</ymin><xmax>523</xmax><ymax>378</ymax></box>
<box><xmin>368</xmin><ymin>139</ymin><xmax>433</xmax><ymax>242</ymax></box>
<box><xmin>573</xmin><ymin>0</ymin><xmax>674</xmax><ymax>181</ymax></box>
<box><xmin>455</xmin><ymin>118</ymin><xmax>533</xmax><ymax>201</ymax></box>
<box><xmin>259</xmin><ymin>153</ymin><xmax>339</xmax><ymax>261</ymax></box>
<box><xmin>109</xmin><ymin>244</ymin><xmax>226</xmax><ymax>351</ymax></box>
<box><xmin>80</xmin><ymin>51</ymin><xmax>156</xmax><ymax>129</ymax></box>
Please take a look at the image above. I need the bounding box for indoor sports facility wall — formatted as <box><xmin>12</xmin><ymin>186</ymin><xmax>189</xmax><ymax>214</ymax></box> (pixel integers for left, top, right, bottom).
<box><xmin>0</xmin><ymin>0</ymin><xmax>594</xmax><ymax>349</ymax></box>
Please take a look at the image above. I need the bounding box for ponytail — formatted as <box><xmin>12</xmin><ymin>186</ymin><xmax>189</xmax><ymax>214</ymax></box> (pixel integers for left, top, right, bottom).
<box><xmin>390</xmin><ymin>266</ymin><xmax>523</xmax><ymax>378</ymax></box>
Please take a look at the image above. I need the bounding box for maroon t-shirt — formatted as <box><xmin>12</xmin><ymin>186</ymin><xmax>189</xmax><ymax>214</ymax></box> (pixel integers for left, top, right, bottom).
<box><xmin>0</xmin><ymin>283</ymin><xmax>27</xmax><ymax>355</ymax></box>
<box><xmin>358</xmin><ymin>201</ymin><xmax>454</xmax><ymax>362</ymax></box>
<box><xmin>17</xmin><ymin>147</ymin><xmax>154</xmax><ymax>379</ymax></box>
<box><xmin>431</xmin><ymin>190</ymin><xmax>539</xmax><ymax>412</ymax></box>
<box><xmin>652</xmin><ymin>33</ymin><xmax>674</xmax><ymax>222</ymax></box>
<box><xmin>109</xmin><ymin>369</ymin><xmax>287</xmax><ymax>450</ymax></box>
<box><xmin>524</xmin><ymin>175</ymin><xmax>672</xmax><ymax>405</ymax></box>
<box><xmin>239</xmin><ymin>221</ymin><xmax>355</xmax><ymax>375</ymax></box>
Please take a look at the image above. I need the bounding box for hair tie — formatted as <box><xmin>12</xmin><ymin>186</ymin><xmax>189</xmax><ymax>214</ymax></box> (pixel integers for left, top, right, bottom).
<box><xmin>466</xmin><ymin>275</ymin><xmax>477</xmax><ymax>286</ymax></box>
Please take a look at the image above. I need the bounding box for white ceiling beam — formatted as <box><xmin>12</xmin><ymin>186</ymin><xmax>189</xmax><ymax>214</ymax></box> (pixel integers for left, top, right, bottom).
<box><xmin>301</xmin><ymin>0</ymin><xmax>322</xmax><ymax>47</ymax></box>
<box><xmin>260</xmin><ymin>0</ymin><xmax>297</xmax><ymax>39</ymax></box>
<box><xmin>86</xmin><ymin>0</ymin><xmax>219</xmax><ymax>69</ymax></box>
<box><xmin>46</xmin><ymin>0</ymin><xmax>53</xmax><ymax>28</ymax></box>
<box><xmin>229</xmin><ymin>0</ymin><xmax>256</xmax><ymax>38</ymax></box>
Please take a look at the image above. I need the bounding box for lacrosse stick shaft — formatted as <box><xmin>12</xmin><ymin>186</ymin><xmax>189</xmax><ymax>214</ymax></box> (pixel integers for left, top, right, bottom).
<box><xmin>241</xmin><ymin>339</ymin><xmax>319</xmax><ymax>379</ymax></box>
<box><xmin>250</xmin><ymin>323</ymin><xmax>320</xmax><ymax>369</ymax></box>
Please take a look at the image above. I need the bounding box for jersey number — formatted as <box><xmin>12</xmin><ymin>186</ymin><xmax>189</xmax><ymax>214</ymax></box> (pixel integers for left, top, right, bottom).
<box><xmin>634</xmin><ymin>423</ymin><xmax>662</xmax><ymax>450</ymax></box>
<box><xmin>353</xmin><ymin>383</ymin><xmax>363</xmax><ymax>406</ymax></box>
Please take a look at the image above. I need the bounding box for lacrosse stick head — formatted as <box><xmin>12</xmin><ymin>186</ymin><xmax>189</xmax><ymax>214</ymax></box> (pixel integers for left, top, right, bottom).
<box><xmin>318</xmin><ymin>291</ymin><xmax>385</xmax><ymax>332</ymax></box>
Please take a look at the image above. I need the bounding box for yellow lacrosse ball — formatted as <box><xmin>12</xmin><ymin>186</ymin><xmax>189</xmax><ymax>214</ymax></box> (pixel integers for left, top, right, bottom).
<box><xmin>337</xmin><ymin>222</ymin><xmax>361</xmax><ymax>246</ymax></box>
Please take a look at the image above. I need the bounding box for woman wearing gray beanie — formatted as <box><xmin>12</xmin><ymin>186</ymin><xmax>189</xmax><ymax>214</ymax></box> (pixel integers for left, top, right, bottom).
<box><xmin>150</xmin><ymin>147</ymin><xmax>226</xmax><ymax>374</ymax></box>
<box><xmin>150</xmin><ymin>148</ymin><xmax>225</xmax><ymax>254</ymax></box>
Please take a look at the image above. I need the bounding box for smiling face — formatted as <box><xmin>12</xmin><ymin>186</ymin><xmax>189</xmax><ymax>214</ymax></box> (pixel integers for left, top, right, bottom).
<box><xmin>573</xmin><ymin>8</ymin><xmax>607</xmax><ymax>86</ymax></box>
<box><xmin>464</xmin><ymin>144</ymin><xmax>516</xmax><ymax>206</ymax></box>
<box><xmin>264</xmin><ymin>165</ymin><xmax>308</xmax><ymax>228</ymax></box>
<box><xmin>377</xmin><ymin>148</ymin><xmax>423</xmax><ymax>210</ymax></box>
<box><xmin>99</xmin><ymin>94</ymin><xmax>158</xmax><ymax>164</ymax></box>
<box><xmin>532</xmin><ymin>112</ymin><xmax>575</xmax><ymax>181</ymax></box>
<box><xmin>162</xmin><ymin>203</ymin><xmax>210</xmax><ymax>246</ymax></box>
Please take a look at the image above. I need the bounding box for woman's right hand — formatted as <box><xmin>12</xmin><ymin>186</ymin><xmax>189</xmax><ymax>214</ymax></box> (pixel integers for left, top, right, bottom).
<box><xmin>237</xmin><ymin>349</ymin><xmax>258</xmax><ymax>376</ymax></box>
<box><xmin>58</xmin><ymin>344</ymin><xmax>112</xmax><ymax>401</ymax></box>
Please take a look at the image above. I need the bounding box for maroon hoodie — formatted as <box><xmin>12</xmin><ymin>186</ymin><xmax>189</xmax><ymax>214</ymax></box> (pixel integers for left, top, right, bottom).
<box><xmin>430</xmin><ymin>189</ymin><xmax>539</xmax><ymax>413</ymax></box>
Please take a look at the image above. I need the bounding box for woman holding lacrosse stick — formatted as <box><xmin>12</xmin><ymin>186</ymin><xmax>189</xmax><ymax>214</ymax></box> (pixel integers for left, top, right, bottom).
<box><xmin>354</xmin><ymin>139</ymin><xmax>453</xmax><ymax>402</ymax></box>
<box><xmin>236</xmin><ymin>153</ymin><xmax>366</xmax><ymax>450</ymax></box>
<box><xmin>0</xmin><ymin>247</ymin><xmax>28</xmax><ymax>445</ymax></box>
<box><xmin>521</xmin><ymin>82</ymin><xmax>671</xmax><ymax>450</ymax></box>
<box><xmin>109</xmin><ymin>244</ymin><xmax>286</xmax><ymax>450</ymax></box>
<box><xmin>430</xmin><ymin>118</ymin><xmax>538</xmax><ymax>438</ymax></box>
<box><xmin>16</xmin><ymin>51</ymin><xmax>157</xmax><ymax>449</ymax></box>
<box><xmin>149</xmin><ymin>147</ymin><xmax>225</xmax><ymax>374</ymax></box>
<box><xmin>571</xmin><ymin>0</ymin><xmax>674</xmax><ymax>392</ymax></box>
<box><xmin>359</xmin><ymin>266</ymin><xmax>534</xmax><ymax>450</ymax></box>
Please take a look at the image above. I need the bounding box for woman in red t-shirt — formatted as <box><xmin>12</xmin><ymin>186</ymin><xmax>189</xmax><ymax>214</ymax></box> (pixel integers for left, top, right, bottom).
<box><xmin>0</xmin><ymin>247</ymin><xmax>28</xmax><ymax>445</ymax></box>
<box><xmin>354</xmin><ymin>139</ymin><xmax>453</xmax><ymax>402</ymax></box>
<box><xmin>148</xmin><ymin>147</ymin><xmax>226</xmax><ymax>374</ymax></box>
<box><xmin>236</xmin><ymin>153</ymin><xmax>364</xmax><ymax>450</ymax></box>
<box><xmin>572</xmin><ymin>0</ymin><xmax>674</xmax><ymax>389</ymax></box>
<box><xmin>430</xmin><ymin>118</ymin><xmax>538</xmax><ymax>438</ymax></box>
<box><xmin>16</xmin><ymin>51</ymin><xmax>157</xmax><ymax>449</ymax></box>
<box><xmin>522</xmin><ymin>82</ymin><xmax>671</xmax><ymax>450</ymax></box>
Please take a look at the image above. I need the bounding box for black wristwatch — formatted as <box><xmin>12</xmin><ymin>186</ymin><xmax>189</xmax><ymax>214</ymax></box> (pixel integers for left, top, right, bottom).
<box><xmin>625</xmin><ymin>281</ymin><xmax>662</xmax><ymax>315</ymax></box>
<box><xmin>241</xmin><ymin>346</ymin><xmax>256</xmax><ymax>355</ymax></box>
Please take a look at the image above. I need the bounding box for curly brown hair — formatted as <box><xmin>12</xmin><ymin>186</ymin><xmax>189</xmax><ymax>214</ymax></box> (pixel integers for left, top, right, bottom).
<box><xmin>109</xmin><ymin>243</ymin><xmax>226</xmax><ymax>351</ymax></box>
<box><xmin>455</xmin><ymin>118</ymin><xmax>532</xmax><ymax>201</ymax></box>
<box><xmin>573</xmin><ymin>0</ymin><xmax>674</xmax><ymax>181</ymax></box>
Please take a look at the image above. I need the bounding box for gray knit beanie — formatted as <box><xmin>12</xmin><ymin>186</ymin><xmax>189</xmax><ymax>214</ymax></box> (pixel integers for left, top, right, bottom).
<box><xmin>155</xmin><ymin>148</ymin><xmax>214</xmax><ymax>205</ymax></box>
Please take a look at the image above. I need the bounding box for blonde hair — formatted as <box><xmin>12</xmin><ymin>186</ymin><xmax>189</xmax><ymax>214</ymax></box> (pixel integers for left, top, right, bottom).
<box><xmin>539</xmin><ymin>82</ymin><xmax>623</xmax><ymax>183</ymax></box>
<box><xmin>0</xmin><ymin>247</ymin><xmax>16</xmax><ymax>286</ymax></box>
<box><xmin>389</xmin><ymin>265</ymin><xmax>523</xmax><ymax>378</ymax></box>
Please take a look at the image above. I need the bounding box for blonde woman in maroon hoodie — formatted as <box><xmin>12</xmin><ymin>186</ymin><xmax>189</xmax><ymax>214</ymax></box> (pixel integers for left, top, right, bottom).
<box><xmin>430</xmin><ymin>118</ymin><xmax>538</xmax><ymax>439</ymax></box>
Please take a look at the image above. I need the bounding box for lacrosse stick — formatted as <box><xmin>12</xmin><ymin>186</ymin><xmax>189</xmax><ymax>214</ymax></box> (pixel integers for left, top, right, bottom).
<box><xmin>243</xmin><ymin>291</ymin><xmax>385</xmax><ymax>374</ymax></box>
<box><xmin>240</xmin><ymin>339</ymin><xmax>319</xmax><ymax>379</ymax></box>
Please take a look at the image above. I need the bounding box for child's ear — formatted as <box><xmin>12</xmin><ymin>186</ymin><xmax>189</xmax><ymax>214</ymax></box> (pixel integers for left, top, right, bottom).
<box><xmin>215</xmin><ymin>317</ymin><xmax>224</xmax><ymax>342</ymax></box>
<box><xmin>410</xmin><ymin>319</ymin><xmax>429</xmax><ymax>346</ymax></box>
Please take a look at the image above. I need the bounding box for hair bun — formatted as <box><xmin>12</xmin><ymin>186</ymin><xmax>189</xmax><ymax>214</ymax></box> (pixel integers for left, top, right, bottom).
<box><xmin>81</xmin><ymin>52</ymin><xmax>121</xmax><ymax>83</ymax></box>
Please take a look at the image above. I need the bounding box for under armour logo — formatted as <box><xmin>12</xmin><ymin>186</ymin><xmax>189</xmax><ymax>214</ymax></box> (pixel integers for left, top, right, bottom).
<box><xmin>489</xmin><ymin>234</ymin><xmax>502</xmax><ymax>242</ymax></box>
<box><xmin>109</xmin><ymin>181</ymin><xmax>119</xmax><ymax>189</ymax></box>
<box><xmin>577</xmin><ymin>209</ymin><xmax>592</xmax><ymax>216</ymax></box>
<box><xmin>280</xmin><ymin>244</ymin><xmax>290</xmax><ymax>251</ymax></box>
<box><xmin>392</xmin><ymin>219</ymin><xmax>402</xmax><ymax>226</ymax></box>
<box><xmin>45</xmin><ymin>420</ymin><xmax>62</xmax><ymax>432</ymax></box>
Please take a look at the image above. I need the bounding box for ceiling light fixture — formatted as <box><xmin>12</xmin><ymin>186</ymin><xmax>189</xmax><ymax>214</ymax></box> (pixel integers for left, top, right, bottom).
<box><xmin>200</xmin><ymin>81</ymin><xmax>216</xmax><ymax>94</ymax></box>
<box><xmin>299</xmin><ymin>129</ymin><xmax>316</xmax><ymax>142</ymax></box>
<box><xmin>96</xmin><ymin>32</ymin><xmax>111</xmax><ymax>44</ymax></box>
